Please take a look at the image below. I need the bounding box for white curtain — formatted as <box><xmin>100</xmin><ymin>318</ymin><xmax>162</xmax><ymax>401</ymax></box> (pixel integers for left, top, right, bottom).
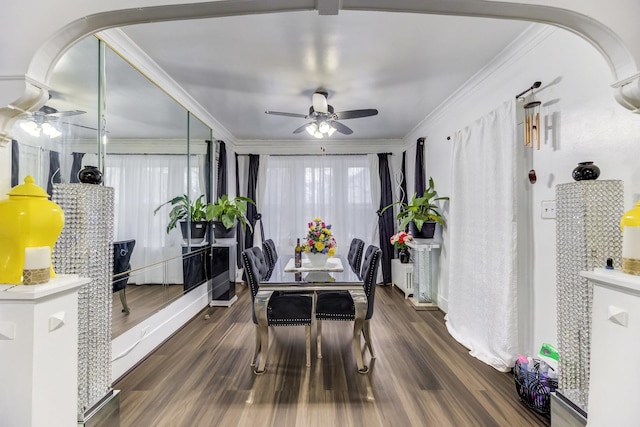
<box><xmin>445</xmin><ymin>99</ymin><xmax>518</xmax><ymax>372</ymax></box>
<box><xmin>262</xmin><ymin>155</ymin><xmax>376</xmax><ymax>260</ymax></box>
<box><xmin>104</xmin><ymin>154</ymin><xmax>204</xmax><ymax>284</ymax></box>
<box><xmin>367</xmin><ymin>154</ymin><xmax>381</xmax><ymax>245</ymax></box>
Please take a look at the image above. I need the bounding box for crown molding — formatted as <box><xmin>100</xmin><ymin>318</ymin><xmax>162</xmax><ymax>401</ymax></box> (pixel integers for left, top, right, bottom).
<box><xmin>404</xmin><ymin>24</ymin><xmax>556</xmax><ymax>143</ymax></box>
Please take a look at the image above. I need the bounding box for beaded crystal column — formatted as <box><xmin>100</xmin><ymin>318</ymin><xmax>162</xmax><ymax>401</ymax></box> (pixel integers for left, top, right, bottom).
<box><xmin>52</xmin><ymin>184</ymin><xmax>114</xmax><ymax>420</ymax></box>
<box><xmin>556</xmin><ymin>180</ymin><xmax>623</xmax><ymax>412</ymax></box>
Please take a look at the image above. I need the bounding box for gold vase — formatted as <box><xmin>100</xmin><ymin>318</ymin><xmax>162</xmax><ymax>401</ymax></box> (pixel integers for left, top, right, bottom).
<box><xmin>0</xmin><ymin>176</ymin><xmax>65</xmax><ymax>284</ymax></box>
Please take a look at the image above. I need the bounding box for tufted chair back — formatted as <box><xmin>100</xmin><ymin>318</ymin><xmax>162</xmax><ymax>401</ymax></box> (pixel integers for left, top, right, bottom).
<box><xmin>360</xmin><ymin>245</ymin><xmax>381</xmax><ymax>320</ymax></box>
<box><xmin>262</xmin><ymin>239</ymin><xmax>278</xmax><ymax>269</ymax></box>
<box><xmin>113</xmin><ymin>239</ymin><xmax>136</xmax><ymax>292</ymax></box>
<box><xmin>241</xmin><ymin>246</ymin><xmax>270</xmax><ymax>324</ymax></box>
<box><xmin>347</xmin><ymin>238</ymin><xmax>365</xmax><ymax>278</ymax></box>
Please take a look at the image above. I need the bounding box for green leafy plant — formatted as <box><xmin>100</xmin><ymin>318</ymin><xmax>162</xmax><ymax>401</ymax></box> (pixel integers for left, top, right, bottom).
<box><xmin>381</xmin><ymin>177</ymin><xmax>449</xmax><ymax>231</ymax></box>
<box><xmin>153</xmin><ymin>194</ymin><xmax>207</xmax><ymax>234</ymax></box>
<box><xmin>205</xmin><ymin>195</ymin><xmax>255</xmax><ymax>232</ymax></box>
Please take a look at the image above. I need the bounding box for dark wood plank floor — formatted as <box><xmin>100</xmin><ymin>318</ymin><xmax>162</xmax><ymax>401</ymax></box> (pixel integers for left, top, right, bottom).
<box><xmin>114</xmin><ymin>283</ymin><xmax>549</xmax><ymax>427</ymax></box>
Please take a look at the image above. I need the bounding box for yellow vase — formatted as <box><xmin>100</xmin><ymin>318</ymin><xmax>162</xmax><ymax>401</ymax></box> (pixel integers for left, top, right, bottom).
<box><xmin>0</xmin><ymin>176</ymin><xmax>65</xmax><ymax>284</ymax></box>
<box><xmin>620</xmin><ymin>201</ymin><xmax>640</xmax><ymax>275</ymax></box>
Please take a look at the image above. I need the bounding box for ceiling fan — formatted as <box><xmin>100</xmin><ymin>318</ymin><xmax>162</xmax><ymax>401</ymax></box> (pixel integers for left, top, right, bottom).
<box><xmin>265</xmin><ymin>90</ymin><xmax>378</xmax><ymax>138</ymax></box>
<box><xmin>19</xmin><ymin>105</ymin><xmax>88</xmax><ymax>138</ymax></box>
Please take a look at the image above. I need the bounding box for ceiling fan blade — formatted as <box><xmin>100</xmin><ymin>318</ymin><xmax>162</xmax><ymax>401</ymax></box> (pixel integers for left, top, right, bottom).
<box><xmin>333</xmin><ymin>109</ymin><xmax>378</xmax><ymax>120</ymax></box>
<box><xmin>312</xmin><ymin>92</ymin><xmax>328</xmax><ymax>114</ymax></box>
<box><xmin>265</xmin><ymin>110</ymin><xmax>307</xmax><ymax>118</ymax></box>
<box><xmin>48</xmin><ymin>110</ymin><xmax>86</xmax><ymax>118</ymax></box>
<box><xmin>293</xmin><ymin>122</ymin><xmax>313</xmax><ymax>134</ymax></box>
<box><xmin>331</xmin><ymin>121</ymin><xmax>353</xmax><ymax>135</ymax></box>
<box><xmin>60</xmin><ymin>121</ymin><xmax>100</xmax><ymax>132</ymax></box>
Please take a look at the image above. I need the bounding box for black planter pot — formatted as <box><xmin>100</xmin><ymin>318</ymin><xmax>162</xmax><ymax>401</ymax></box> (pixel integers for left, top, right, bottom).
<box><xmin>77</xmin><ymin>165</ymin><xmax>103</xmax><ymax>184</ymax></box>
<box><xmin>409</xmin><ymin>221</ymin><xmax>436</xmax><ymax>239</ymax></box>
<box><xmin>399</xmin><ymin>248</ymin><xmax>411</xmax><ymax>263</ymax></box>
<box><xmin>180</xmin><ymin>220</ymin><xmax>208</xmax><ymax>244</ymax></box>
<box><xmin>212</xmin><ymin>220</ymin><xmax>236</xmax><ymax>239</ymax></box>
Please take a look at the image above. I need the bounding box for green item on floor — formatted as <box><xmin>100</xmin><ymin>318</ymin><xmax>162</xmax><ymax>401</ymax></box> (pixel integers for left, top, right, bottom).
<box><xmin>539</xmin><ymin>343</ymin><xmax>558</xmax><ymax>361</ymax></box>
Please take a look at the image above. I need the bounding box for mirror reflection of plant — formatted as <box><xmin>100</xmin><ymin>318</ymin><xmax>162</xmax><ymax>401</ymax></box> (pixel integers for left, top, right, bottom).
<box><xmin>205</xmin><ymin>195</ymin><xmax>255</xmax><ymax>232</ymax></box>
<box><xmin>153</xmin><ymin>194</ymin><xmax>207</xmax><ymax>234</ymax></box>
<box><xmin>381</xmin><ymin>177</ymin><xmax>449</xmax><ymax>231</ymax></box>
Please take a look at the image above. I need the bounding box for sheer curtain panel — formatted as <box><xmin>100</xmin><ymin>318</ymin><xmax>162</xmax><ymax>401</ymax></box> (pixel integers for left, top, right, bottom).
<box><xmin>263</xmin><ymin>155</ymin><xmax>376</xmax><ymax>261</ymax></box>
<box><xmin>445</xmin><ymin>100</ymin><xmax>518</xmax><ymax>372</ymax></box>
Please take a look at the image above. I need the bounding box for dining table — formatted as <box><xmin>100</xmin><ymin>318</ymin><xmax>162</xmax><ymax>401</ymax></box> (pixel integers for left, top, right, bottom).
<box><xmin>254</xmin><ymin>254</ymin><xmax>370</xmax><ymax>373</ymax></box>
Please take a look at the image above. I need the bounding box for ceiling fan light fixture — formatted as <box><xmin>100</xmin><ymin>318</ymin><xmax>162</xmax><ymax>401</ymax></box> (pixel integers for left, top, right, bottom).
<box><xmin>318</xmin><ymin>121</ymin><xmax>331</xmax><ymax>133</ymax></box>
<box><xmin>41</xmin><ymin>122</ymin><xmax>61</xmax><ymax>138</ymax></box>
<box><xmin>327</xmin><ymin>126</ymin><xmax>337</xmax><ymax>136</ymax></box>
<box><xmin>306</xmin><ymin>122</ymin><xmax>318</xmax><ymax>136</ymax></box>
<box><xmin>20</xmin><ymin>120</ymin><xmax>41</xmax><ymax>137</ymax></box>
<box><xmin>313</xmin><ymin>130</ymin><xmax>324</xmax><ymax>139</ymax></box>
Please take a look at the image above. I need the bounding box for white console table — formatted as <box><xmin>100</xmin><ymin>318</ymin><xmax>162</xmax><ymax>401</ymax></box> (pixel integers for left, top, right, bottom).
<box><xmin>581</xmin><ymin>268</ymin><xmax>640</xmax><ymax>427</ymax></box>
<box><xmin>391</xmin><ymin>259</ymin><xmax>413</xmax><ymax>298</ymax></box>
<box><xmin>0</xmin><ymin>275</ymin><xmax>89</xmax><ymax>427</ymax></box>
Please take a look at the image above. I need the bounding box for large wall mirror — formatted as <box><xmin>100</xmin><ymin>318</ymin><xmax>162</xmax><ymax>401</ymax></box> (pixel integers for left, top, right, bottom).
<box><xmin>11</xmin><ymin>35</ymin><xmax>214</xmax><ymax>340</ymax></box>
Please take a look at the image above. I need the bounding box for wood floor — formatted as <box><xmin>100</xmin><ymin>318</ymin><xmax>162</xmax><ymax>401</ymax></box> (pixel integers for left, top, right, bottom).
<box><xmin>114</xmin><ymin>283</ymin><xmax>549</xmax><ymax>427</ymax></box>
<box><xmin>112</xmin><ymin>284</ymin><xmax>183</xmax><ymax>338</ymax></box>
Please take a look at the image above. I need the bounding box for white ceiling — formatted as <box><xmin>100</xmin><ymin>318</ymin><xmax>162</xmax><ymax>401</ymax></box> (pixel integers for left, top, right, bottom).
<box><xmin>49</xmin><ymin>9</ymin><xmax>532</xmax><ymax>143</ymax></box>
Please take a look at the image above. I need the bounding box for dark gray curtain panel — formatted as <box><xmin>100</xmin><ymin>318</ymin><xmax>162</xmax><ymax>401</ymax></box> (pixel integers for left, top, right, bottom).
<box><xmin>415</xmin><ymin>137</ymin><xmax>426</xmax><ymax>196</ymax></box>
<box><xmin>244</xmin><ymin>154</ymin><xmax>259</xmax><ymax>250</ymax></box>
<box><xmin>47</xmin><ymin>150</ymin><xmax>61</xmax><ymax>195</ymax></box>
<box><xmin>70</xmin><ymin>152</ymin><xmax>85</xmax><ymax>183</ymax></box>
<box><xmin>11</xmin><ymin>140</ymin><xmax>19</xmax><ymax>187</ymax></box>
<box><xmin>378</xmin><ymin>153</ymin><xmax>394</xmax><ymax>284</ymax></box>
<box><xmin>216</xmin><ymin>140</ymin><xmax>228</xmax><ymax>200</ymax></box>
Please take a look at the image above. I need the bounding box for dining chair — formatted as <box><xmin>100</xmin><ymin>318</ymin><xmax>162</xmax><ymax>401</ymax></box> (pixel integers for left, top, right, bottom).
<box><xmin>113</xmin><ymin>239</ymin><xmax>136</xmax><ymax>314</ymax></box>
<box><xmin>347</xmin><ymin>238</ymin><xmax>365</xmax><ymax>279</ymax></box>
<box><xmin>241</xmin><ymin>246</ymin><xmax>313</xmax><ymax>374</ymax></box>
<box><xmin>315</xmin><ymin>245</ymin><xmax>382</xmax><ymax>359</ymax></box>
<box><xmin>262</xmin><ymin>238</ymin><xmax>278</xmax><ymax>280</ymax></box>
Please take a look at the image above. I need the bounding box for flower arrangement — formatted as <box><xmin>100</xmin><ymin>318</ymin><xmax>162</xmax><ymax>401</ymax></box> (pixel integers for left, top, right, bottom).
<box><xmin>303</xmin><ymin>217</ymin><xmax>337</xmax><ymax>256</ymax></box>
<box><xmin>390</xmin><ymin>231</ymin><xmax>413</xmax><ymax>249</ymax></box>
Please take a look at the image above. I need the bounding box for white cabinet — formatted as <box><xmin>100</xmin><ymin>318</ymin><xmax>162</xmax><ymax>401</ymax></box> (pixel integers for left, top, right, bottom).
<box><xmin>391</xmin><ymin>259</ymin><xmax>413</xmax><ymax>298</ymax></box>
<box><xmin>581</xmin><ymin>269</ymin><xmax>640</xmax><ymax>427</ymax></box>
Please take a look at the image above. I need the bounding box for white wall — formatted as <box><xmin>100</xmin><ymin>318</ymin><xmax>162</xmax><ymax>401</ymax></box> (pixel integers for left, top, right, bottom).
<box><xmin>412</xmin><ymin>25</ymin><xmax>640</xmax><ymax>355</ymax></box>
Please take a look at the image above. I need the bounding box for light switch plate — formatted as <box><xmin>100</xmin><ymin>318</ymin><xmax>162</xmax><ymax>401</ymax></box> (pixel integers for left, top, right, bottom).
<box><xmin>541</xmin><ymin>200</ymin><xmax>556</xmax><ymax>219</ymax></box>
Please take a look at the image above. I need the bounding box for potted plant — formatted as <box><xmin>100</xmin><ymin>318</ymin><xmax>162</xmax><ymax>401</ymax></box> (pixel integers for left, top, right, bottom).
<box><xmin>382</xmin><ymin>177</ymin><xmax>449</xmax><ymax>239</ymax></box>
<box><xmin>205</xmin><ymin>194</ymin><xmax>255</xmax><ymax>238</ymax></box>
<box><xmin>153</xmin><ymin>194</ymin><xmax>208</xmax><ymax>243</ymax></box>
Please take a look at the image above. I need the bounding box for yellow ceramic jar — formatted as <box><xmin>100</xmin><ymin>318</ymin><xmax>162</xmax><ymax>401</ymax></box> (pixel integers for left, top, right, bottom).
<box><xmin>0</xmin><ymin>176</ymin><xmax>65</xmax><ymax>284</ymax></box>
<box><xmin>620</xmin><ymin>201</ymin><xmax>640</xmax><ymax>275</ymax></box>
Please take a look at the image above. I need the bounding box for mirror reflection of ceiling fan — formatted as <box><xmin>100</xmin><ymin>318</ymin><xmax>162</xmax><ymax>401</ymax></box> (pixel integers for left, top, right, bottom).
<box><xmin>265</xmin><ymin>89</ymin><xmax>378</xmax><ymax>138</ymax></box>
<box><xmin>19</xmin><ymin>105</ymin><xmax>89</xmax><ymax>138</ymax></box>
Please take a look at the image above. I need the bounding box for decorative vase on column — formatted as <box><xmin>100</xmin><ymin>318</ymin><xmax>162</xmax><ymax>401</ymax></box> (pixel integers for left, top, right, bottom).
<box><xmin>78</xmin><ymin>165</ymin><xmax>103</xmax><ymax>184</ymax></box>
<box><xmin>572</xmin><ymin>161</ymin><xmax>600</xmax><ymax>181</ymax></box>
<box><xmin>399</xmin><ymin>248</ymin><xmax>411</xmax><ymax>263</ymax></box>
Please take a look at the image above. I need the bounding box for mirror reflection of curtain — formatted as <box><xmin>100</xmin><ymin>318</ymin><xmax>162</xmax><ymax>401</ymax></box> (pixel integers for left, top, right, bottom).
<box><xmin>216</xmin><ymin>141</ymin><xmax>227</xmax><ymax>199</ymax></box>
<box><xmin>46</xmin><ymin>150</ymin><xmax>62</xmax><ymax>195</ymax></box>
<box><xmin>262</xmin><ymin>155</ymin><xmax>376</xmax><ymax>261</ymax></box>
<box><xmin>70</xmin><ymin>152</ymin><xmax>85</xmax><ymax>183</ymax></box>
<box><xmin>104</xmin><ymin>154</ymin><xmax>204</xmax><ymax>284</ymax></box>
<box><xmin>11</xmin><ymin>140</ymin><xmax>19</xmax><ymax>187</ymax></box>
<box><xmin>415</xmin><ymin>137</ymin><xmax>426</xmax><ymax>196</ymax></box>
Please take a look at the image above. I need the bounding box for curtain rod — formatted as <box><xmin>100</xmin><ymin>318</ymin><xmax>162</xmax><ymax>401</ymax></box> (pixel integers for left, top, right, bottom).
<box><xmin>515</xmin><ymin>81</ymin><xmax>541</xmax><ymax>99</ymax></box>
<box><xmin>239</xmin><ymin>153</ymin><xmax>393</xmax><ymax>157</ymax></box>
